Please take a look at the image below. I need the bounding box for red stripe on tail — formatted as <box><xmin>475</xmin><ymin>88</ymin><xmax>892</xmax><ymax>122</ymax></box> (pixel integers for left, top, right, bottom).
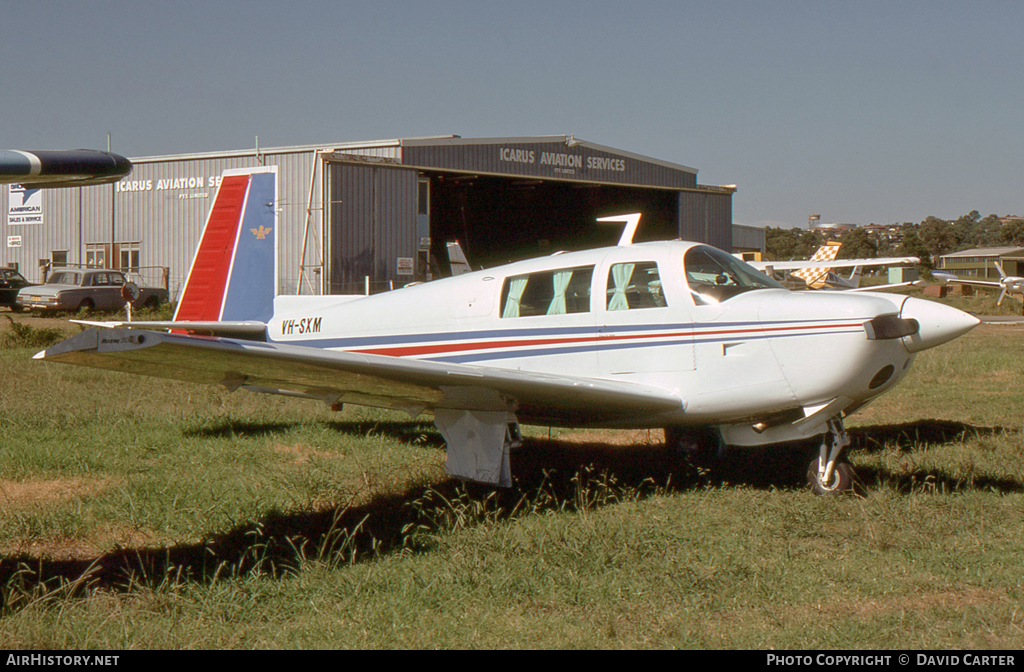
<box><xmin>174</xmin><ymin>174</ymin><xmax>250</xmax><ymax>321</ymax></box>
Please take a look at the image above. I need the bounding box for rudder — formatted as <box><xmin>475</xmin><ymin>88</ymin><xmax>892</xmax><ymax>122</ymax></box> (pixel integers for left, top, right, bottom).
<box><xmin>174</xmin><ymin>167</ymin><xmax>278</xmax><ymax>323</ymax></box>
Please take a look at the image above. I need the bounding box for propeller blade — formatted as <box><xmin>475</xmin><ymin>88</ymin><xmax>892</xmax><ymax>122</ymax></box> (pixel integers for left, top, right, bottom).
<box><xmin>996</xmin><ymin>261</ymin><xmax>1007</xmax><ymax>278</ymax></box>
<box><xmin>998</xmin><ymin>287</ymin><xmax>1007</xmax><ymax>305</ymax></box>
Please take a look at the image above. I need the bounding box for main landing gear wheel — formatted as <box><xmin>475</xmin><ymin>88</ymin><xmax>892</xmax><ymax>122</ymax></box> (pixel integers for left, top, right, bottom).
<box><xmin>807</xmin><ymin>417</ymin><xmax>857</xmax><ymax>496</ymax></box>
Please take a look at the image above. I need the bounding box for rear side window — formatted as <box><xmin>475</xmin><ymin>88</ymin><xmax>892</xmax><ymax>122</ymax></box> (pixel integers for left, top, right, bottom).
<box><xmin>48</xmin><ymin>272</ymin><xmax>81</xmax><ymax>285</ymax></box>
<box><xmin>606</xmin><ymin>262</ymin><xmax>666</xmax><ymax>310</ymax></box>
<box><xmin>501</xmin><ymin>266</ymin><xmax>593</xmax><ymax>318</ymax></box>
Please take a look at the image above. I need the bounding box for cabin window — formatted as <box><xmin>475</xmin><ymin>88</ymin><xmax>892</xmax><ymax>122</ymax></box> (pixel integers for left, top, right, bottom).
<box><xmin>683</xmin><ymin>246</ymin><xmax>784</xmax><ymax>305</ymax></box>
<box><xmin>606</xmin><ymin>262</ymin><xmax>666</xmax><ymax>311</ymax></box>
<box><xmin>501</xmin><ymin>266</ymin><xmax>593</xmax><ymax>318</ymax></box>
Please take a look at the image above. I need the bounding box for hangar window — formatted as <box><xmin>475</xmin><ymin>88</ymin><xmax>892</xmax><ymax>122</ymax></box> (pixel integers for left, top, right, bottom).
<box><xmin>85</xmin><ymin>243</ymin><xmax>106</xmax><ymax>269</ymax></box>
<box><xmin>606</xmin><ymin>262</ymin><xmax>666</xmax><ymax>310</ymax></box>
<box><xmin>501</xmin><ymin>266</ymin><xmax>593</xmax><ymax>318</ymax></box>
<box><xmin>684</xmin><ymin>245</ymin><xmax>784</xmax><ymax>305</ymax></box>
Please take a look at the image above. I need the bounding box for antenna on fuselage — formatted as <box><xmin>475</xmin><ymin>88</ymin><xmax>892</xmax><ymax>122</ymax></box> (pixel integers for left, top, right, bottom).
<box><xmin>597</xmin><ymin>213</ymin><xmax>642</xmax><ymax>246</ymax></box>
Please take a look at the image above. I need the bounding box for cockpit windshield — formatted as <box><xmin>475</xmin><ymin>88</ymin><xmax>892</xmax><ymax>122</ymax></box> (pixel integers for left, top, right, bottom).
<box><xmin>683</xmin><ymin>245</ymin><xmax>785</xmax><ymax>304</ymax></box>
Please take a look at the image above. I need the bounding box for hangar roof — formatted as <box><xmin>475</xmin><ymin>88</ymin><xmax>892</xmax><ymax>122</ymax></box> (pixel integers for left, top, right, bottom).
<box><xmin>130</xmin><ymin>135</ymin><xmax>694</xmax><ymax>167</ymax></box>
<box><xmin>941</xmin><ymin>246</ymin><xmax>1024</xmax><ymax>259</ymax></box>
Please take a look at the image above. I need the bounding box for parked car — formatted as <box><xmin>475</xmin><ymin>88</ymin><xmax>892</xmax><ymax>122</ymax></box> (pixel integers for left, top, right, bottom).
<box><xmin>16</xmin><ymin>269</ymin><xmax>168</xmax><ymax>312</ymax></box>
<box><xmin>1</xmin><ymin>268</ymin><xmax>35</xmax><ymax>312</ymax></box>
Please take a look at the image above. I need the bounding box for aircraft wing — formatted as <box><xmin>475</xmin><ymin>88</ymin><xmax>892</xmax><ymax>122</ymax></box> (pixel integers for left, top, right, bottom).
<box><xmin>932</xmin><ymin>275</ymin><xmax>1003</xmax><ymax>289</ymax></box>
<box><xmin>847</xmin><ymin>281</ymin><xmax>926</xmax><ymax>292</ymax></box>
<box><xmin>749</xmin><ymin>256</ymin><xmax>919</xmax><ymax>272</ymax></box>
<box><xmin>36</xmin><ymin>328</ymin><xmax>684</xmax><ymax>426</ymax></box>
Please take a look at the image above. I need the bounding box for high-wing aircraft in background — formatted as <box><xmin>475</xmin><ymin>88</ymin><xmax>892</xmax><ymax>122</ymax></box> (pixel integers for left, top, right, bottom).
<box><xmin>0</xmin><ymin>149</ymin><xmax>131</xmax><ymax>187</ymax></box>
<box><xmin>934</xmin><ymin>263</ymin><xmax>1024</xmax><ymax>311</ymax></box>
<box><xmin>748</xmin><ymin>243</ymin><xmax>922</xmax><ymax>291</ymax></box>
<box><xmin>37</xmin><ymin>167</ymin><xmax>979</xmax><ymax>495</ymax></box>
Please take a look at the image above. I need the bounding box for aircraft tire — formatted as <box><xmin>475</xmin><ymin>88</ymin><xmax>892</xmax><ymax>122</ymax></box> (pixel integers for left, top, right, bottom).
<box><xmin>807</xmin><ymin>459</ymin><xmax>856</xmax><ymax>496</ymax></box>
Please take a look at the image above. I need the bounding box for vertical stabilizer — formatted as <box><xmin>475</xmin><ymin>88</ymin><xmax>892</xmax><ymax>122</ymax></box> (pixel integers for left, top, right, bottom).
<box><xmin>174</xmin><ymin>167</ymin><xmax>278</xmax><ymax>323</ymax></box>
<box><xmin>446</xmin><ymin>241</ymin><xmax>473</xmax><ymax>276</ymax></box>
<box><xmin>792</xmin><ymin>242</ymin><xmax>841</xmax><ymax>288</ymax></box>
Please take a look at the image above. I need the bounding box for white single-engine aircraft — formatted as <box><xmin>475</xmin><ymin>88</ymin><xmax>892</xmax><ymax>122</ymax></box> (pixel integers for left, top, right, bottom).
<box><xmin>38</xmin><ymin>167</ymin><xmax>980</xmax><ymax>494</ymax></box>
<box><xmin>934</xmin><ymin>263</ymin><xmax>1024</xmax><ymax>310</ymax></box>
<box><xmin>0</xmin><ymin>149</ymin><xmax>131</xmax><ymax>187</ymax></box>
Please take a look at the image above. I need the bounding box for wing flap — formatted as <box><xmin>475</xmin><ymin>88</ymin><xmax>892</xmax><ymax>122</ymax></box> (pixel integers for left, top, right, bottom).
<box><xmin>70</xmin><ymin>319</ymin><xmax>268</xmax><ymax>337</ymax></box>
<box><xmin>38</xmin><ymin>329</ymin><xmax>684</xmax><ymax>426</ymax></box>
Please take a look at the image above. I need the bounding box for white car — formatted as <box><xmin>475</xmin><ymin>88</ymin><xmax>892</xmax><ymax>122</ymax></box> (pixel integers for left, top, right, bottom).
<box><xmin>16</xmin><ymin>269</ymin><xmax>167</xmax><ymax>312</ymax></box>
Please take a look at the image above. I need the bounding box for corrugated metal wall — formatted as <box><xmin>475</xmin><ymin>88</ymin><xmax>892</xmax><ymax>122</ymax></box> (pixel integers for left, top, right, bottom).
<box><xmin>2</xmin><ymin>184</ymin><xmax>113</xmax><ymax>281</ymax></box>
<box><xmin>678</xmin><ymin>191</ymin><xmax>733</xmax><ymax>251</ymax></box>
<box><xmin>731</xmin><ymin>224</ymin><xmax>766</xmax><ymax>253</ymax></box>
<box><xmin>3</xmin><ymin>149</ymin><xmax>325</xmax><ymax>298</ymax></box>
<box><xmin>327</xmin><ymin>161</ymin><xmax>418</xmax><ymax>293</ymax></box>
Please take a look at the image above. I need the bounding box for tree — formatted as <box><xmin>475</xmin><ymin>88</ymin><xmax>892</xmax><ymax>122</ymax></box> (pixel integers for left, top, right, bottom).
<box><xmin>837</xmin><ymin>227</ymin><xmax>877</xmax><ymax>259</ymax></box>
<box><xmin>765</xmin><ymin>227</ymin><xmax>800</xmax><ymax>260</ymax></box>
<box><xmin>897</xmin><ymin>229</ymin><xmax>933</xmax><ymax>270</ymax></box>
<box><xmin>794</xmin><ymin>229</ymin><xmax>824</xmax><ymax>258</ymax></box>
<box><xmin>977</xmin><ymin>214</ymin><xmax>1005</xmax><ymax>247</ymax></box>
<box><xmin>919</xmin><ymin>216</ymin><xmax>955</xmax><ymax>259</ymax></box>
<box><xmin>765</xmin><ymin>227</ymin><xmax>823</xmax><ymax>260</ymax></box>
<box><xmin>1001</xmin><ymin>219</ymin><xmax>1024</xmax><ymax>247</ymax></box>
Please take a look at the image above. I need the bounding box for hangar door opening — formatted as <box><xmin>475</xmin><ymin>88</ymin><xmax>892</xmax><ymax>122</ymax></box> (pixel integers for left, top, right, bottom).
<box><xmin>425</xmin><ymin>174</ymin><xmax>682</xmax><ymax>273</ymax></box>
<box><xmin>326</xmin><ymin>161</ymin><xmax>421</xmax><ymax>294</ymax></box>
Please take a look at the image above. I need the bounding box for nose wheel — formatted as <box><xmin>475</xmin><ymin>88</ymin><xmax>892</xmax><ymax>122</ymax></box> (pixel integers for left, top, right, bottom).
<box><xmin>807</xmin><ymin>417</ymin><xmax>856</xmax><ymax>495</ymax></box>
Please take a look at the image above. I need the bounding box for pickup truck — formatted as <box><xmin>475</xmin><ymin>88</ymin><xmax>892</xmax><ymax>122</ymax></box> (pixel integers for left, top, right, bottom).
<box><xmin>16</xmin><ymin>269</ymin><xmax>168</xmax><ymax>312</ymax></box>
<box><xmin>1</xmin><ymin>268</ymin><xmax>35</xmax><ymax>312</ymax></box>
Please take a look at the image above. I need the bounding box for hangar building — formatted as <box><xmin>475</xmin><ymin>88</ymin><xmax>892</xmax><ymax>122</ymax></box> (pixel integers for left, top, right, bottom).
<box><xmin>2</xmin><ymin>135</ymin><xmax>736</xmax><ymax>299</ymax></box>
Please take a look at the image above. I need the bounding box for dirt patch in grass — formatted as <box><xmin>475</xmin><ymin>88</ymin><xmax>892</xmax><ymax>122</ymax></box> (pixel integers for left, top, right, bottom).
<box><xmin>0</xmin><ymin>477</ymin><xmax>110</xmax><ymax>512</ymax></box>
<box><xmin>0</xmin><ymin>476</ymin><xmax>172</xmax><ymax>560</ymax></box>
<box><xmin>272</xmin><ymin>443</ymin><xmax>334</xmax><ymax>465</ymax></box>
<box><xmin>0</xmin><ymin>525</ymin><xmax>162</xmax><ymax>561</ymax></box>
<box><xmin>713</xmin><ymin>586</ymin><xmax>1010</xmax><ymax>632</ymax></box>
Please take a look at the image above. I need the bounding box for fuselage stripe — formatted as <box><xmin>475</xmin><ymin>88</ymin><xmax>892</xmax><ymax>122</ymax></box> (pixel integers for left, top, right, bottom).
<box><xmin>332</xmin><ymin>321</ymin><xmax>866</xmax><ymax>358</ymax></box>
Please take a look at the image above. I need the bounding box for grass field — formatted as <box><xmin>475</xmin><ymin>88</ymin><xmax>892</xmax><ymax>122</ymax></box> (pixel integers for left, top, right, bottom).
<box><xmin>0</xmin><ymin>304</ymin><xmax>1022</xmax><ymax>649</ymax></box>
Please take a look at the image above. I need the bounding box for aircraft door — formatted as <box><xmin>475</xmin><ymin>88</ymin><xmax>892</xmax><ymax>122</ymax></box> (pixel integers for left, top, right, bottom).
<box><xmin>597</xmin><ymin>261</ymin><xmax>695</xmax><ymax>377</ymax></box>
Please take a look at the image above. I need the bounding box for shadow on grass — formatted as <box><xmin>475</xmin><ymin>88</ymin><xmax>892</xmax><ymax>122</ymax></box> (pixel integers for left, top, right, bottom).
<box><xmin>848</xmin><ymin>419</ymin><xmax>1011</xmax><ymax>453</ymax></box>
<box><xmin>183</xmin><ymin>418</ymin><xmax>447</xmax><ymax>448</ymax></box>
<box><xmin>849</xmin><ymin>419</ymin><xmax>1023</xmax><ymax>494</ymax></box>
<box><xmin>1</xmin><ymin>418</ymin><xmax>1020</xmax><ymax>603</ymax></box>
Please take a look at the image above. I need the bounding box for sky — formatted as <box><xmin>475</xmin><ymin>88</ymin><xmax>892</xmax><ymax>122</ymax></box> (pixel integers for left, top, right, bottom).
<box><xmin>2</xmin><ymin>0</ymin><xmax>1022</xmax><ymax>229</ymax></box>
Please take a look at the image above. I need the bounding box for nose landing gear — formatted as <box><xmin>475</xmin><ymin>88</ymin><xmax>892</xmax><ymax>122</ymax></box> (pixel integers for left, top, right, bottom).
<box><xmin>807</xmin><ymin>417</ymin><xmax>856</xmax><ymax>495</ymax></box>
